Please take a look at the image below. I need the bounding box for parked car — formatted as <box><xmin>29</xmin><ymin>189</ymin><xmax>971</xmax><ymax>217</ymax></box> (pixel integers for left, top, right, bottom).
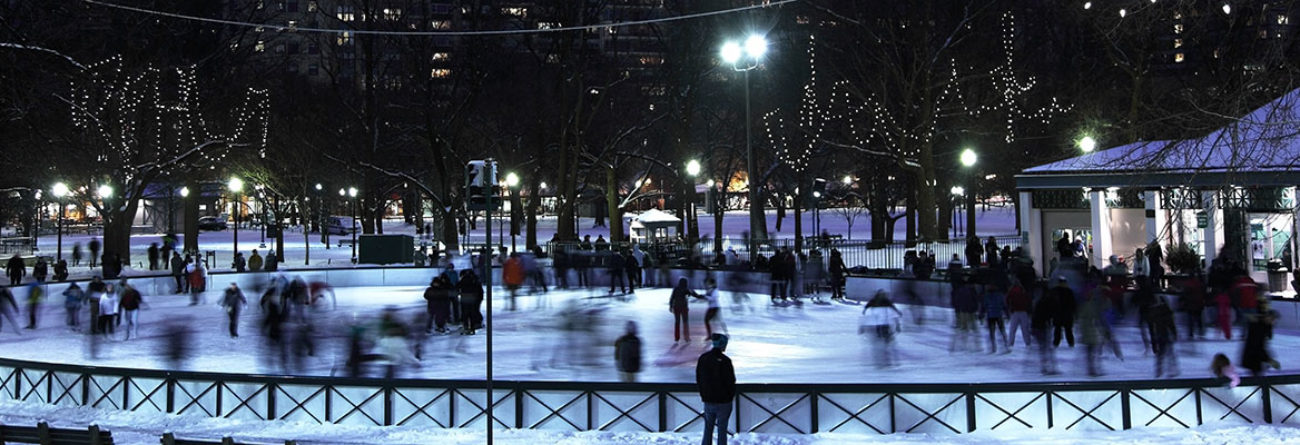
<box><xmin>323</xmin><ymin>216</ymin><xmax>356</xmax><ymax>236</ymax></box>
<box><xmin>198</xmin><ymin>216</ymin><xmax>228</xmax><ymax>231</ymax></box>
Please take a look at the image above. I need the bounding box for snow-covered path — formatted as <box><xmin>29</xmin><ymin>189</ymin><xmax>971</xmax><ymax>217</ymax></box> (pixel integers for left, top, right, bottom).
<box><xmin>1</xmin><ymin>281</ymin><xmax>1293</xmax><ymax>385</ymax></box>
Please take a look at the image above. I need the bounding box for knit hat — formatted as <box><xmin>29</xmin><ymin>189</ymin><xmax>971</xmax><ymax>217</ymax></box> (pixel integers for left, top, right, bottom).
<box><xmin>711</xmin><ymin>333</ymin><xmax>729</xmax><ymax>350</ymax></box>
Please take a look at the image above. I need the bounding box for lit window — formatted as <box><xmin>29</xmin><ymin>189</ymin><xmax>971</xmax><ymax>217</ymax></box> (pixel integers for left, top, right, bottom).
<box><xmin>383</xmin><ymin>8</ymin><xmax>402</xmax><ymax>20</ymax></box>
<box><xmin>1174</xmin><ymin>53</ymin><xmax>1184</xmax><ymax>63</ymax></box>
<box><xmin>501</xmin><ymin>7</ymin><xmax>527</xmax><ymax>17</ymax></box>
<box><xmin>431</xmin><ymin>52</ymin><xmax>451</xmax><ymax>61</ymax></box>
<box><xmin>431</xmin><ymin>68</ymin><xmax>452</xmax><ymax>78</ymax></box>
<box><xmin>337</xmin><ymin>31</ymin><xmax>352</xmax><ymax>46</ymax></box>
<box><xmin>1173</xmin><ymin>38</ymin><xmax>1183</xmax><ymax>48</ymax></box>
<box><xmin>1279</xmin><ymin>14</ymin><xmax>1290</xmax><ymax>25</ymax></box>
<box><xmin>255</xmin><ymin>40</ymin><xmax>266</xmax><ymax>52</ymax></box>
<box><xmin>431</xmin><ymin>20</ymin><xmax>451</xmax><ymax>30</ymax></box>
<box><xmin>337</xmin><ymin>6</ymin><xmax>355</xmax><ymax>22</ymax></box>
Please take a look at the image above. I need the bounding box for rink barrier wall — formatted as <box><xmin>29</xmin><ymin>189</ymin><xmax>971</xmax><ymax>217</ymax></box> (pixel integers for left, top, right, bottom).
<box><xmin>1</xmin><ymin>356</ymin><xmax>1299</xmax><ymax>435</ymax></box>
<box><xmin>13</xmin><ymin>266</ymin><xmax>1300</xmax><ymax>331</ymax></box>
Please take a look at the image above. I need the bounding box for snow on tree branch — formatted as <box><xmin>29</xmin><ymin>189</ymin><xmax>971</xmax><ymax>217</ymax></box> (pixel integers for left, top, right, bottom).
<box><xmin>0</xmin><ymin>42</ymin><xmax>87</xmax><ymax>70</ymax></box>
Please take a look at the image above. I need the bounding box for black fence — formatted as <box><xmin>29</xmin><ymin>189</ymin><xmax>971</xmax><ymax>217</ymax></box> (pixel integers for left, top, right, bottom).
<box><xmin>542</xmin><ymin>235</ymin><xmax>1022</xmax><ymax>272</ymax></box>
<box><xmin>2</xmin><ymin>357</ymin><xmax>1297</xmax><ymax>435</ymax></box>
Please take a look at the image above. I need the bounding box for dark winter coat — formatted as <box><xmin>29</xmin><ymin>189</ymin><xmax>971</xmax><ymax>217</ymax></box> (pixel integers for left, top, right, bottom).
<box><xmin>696</xmin><ymin>348</ymin><xmax>736</xmax><ymax>404</ymax></box>
<box><xmin>5</xmin><ymin>256</ymin><xmax>24</xmax><ymax>280</ymax></box>
<box><xmin>669</xmin><ymin>282</ymin><xmax>695</xmax><ymax>310</ymax></box>
<box><xmin>119</xmin><ymin>286</ymin><xmax>143</xmax><ymax>311</ymax></box>
<box><xmin>1031</xmin><ymin>293</ymin><xmax>1056</xmax><ymax>330</ymax></box>
<box><xmin>1148</xmin><ymin>302</ymin><xmax>1177</xmax><ymax>344</ymax></box>
<box><xmin>952</xmin><ymin>285</ymin><xmax>979</xmax><ymax>313</ymax></box>
<box><xmin>1049</xmin><ymin>285</ymin><xmax>1076</xmax><ymax>324</ymax></box>
<box><xmin>982</xmin><ymin>290</ymin><xmax>1007</xmax><ymax>319</ymax></box>
<box><xmin>614</xmin><ymin>333</ymin><xmax>642</xmax><ymax>373</ymax></box>
<box><xmin>1241</xmin><ymin>316</ymin><xmax>1275</xmax><ymax>374</ymax></box>
<box><xmin>828</xmin><ymin>255</ymin><xmax>846</xmax><ymax>284</ymax></box>
<box><xmin>1007</xmin><ymin>284</ymin><xmax>1032</xmax><ymax>313</ymax></box>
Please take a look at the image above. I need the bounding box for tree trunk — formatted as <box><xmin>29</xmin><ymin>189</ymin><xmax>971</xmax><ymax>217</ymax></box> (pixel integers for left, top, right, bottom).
<box><xmin>917</xmin><ymin>140</ymin><xmax>938</xmax><ymax>241</ymax></box>
<box><xmin>102</xmin><ymin>196</ymin><xmax>140</xmax><ymax>271</ymax></box>
<box><xmin>605</xmin><ymin>167</ymin><xmax>623</xmax><ymax>242</ymax></box>
<box><xmin>905</xmin><ymin>177</ymin><xmax>917</xmax><ymax>243</ymax></box>
<box><xmin>183</xmin><ymin>178</ymin><xmax>200</xmax><ymax>255</ymax></box>
<box><xmin>936</xmin><ymin>173</ymin><xmax>953</xmax><ymax>241</ymax></box>
<box><xmin>525</xmin><ymin>176</ymin><xmax>540</xmax><ymax>249</ymax></box>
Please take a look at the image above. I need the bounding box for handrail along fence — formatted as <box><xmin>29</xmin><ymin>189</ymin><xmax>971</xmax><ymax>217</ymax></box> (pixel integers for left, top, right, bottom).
<box><xmin>1</xmin><ymin>357</ymin><xmax>1297</xmax><ymax>435</ymax></box>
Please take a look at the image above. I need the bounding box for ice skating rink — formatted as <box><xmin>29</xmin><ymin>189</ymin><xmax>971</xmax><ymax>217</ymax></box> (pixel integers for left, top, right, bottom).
<box><xmin>2</xmin><ymin>280</ymin><xmax>1294</xmax><ymax>385</ymax></box>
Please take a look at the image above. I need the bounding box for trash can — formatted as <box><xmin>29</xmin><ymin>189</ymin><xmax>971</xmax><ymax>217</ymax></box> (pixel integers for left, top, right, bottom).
<box><xmin>1266</xmin><ymin>260</ymin><xmax>1288</xmax><ymax>292</ymax></box>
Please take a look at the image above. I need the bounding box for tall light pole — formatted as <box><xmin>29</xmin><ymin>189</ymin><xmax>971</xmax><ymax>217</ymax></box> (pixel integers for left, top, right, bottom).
<box><xmin>317</xmin><ymin>183</ymin><xmax>329</xmax><ymax>250</ymax></box>
<box><xmin>347</xmin><ymin>186</ymin><xmax>358</xmax><ymax>263</ymax></box>
<box><xmin>505</xmin><ymin>172</ymin><xmax>520</xmax><ymax>253</ymax></box>
<box><xmin>722</xmin><ymin>33</ymin><xmax>768</xmax><ymax>261</ymax></box>
<box><xmin>256</xmin><ymin>185</ymin><xmax>267</xmax><ymax>248</ymax></box>
<box><xmin>229</xmin><ymin>177</ymin><xmax>244</xmax><ymax>262</ymax></box>
<box><xmin>686</xmin><ymin>159</ymin><xmax>701</xmax><ymax>243</ymax></box>
<box><xmin>960</xmin><ymin>148</ymin><xmax>978</xmax><ymax>240</ymax></box>
<box><xmin>52</xmin><ymin>182</ymin><xmax>68</xmax><ymax>261</ymax></box>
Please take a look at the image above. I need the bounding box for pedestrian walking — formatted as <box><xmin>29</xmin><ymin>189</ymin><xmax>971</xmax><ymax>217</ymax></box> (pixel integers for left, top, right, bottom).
<box><xmin>1006</xmin><ymin>278</ymin><xmax>1033</xmax><ymax>349</ymax></box>
<box><xmin>71</xmin><ymin>243</ymin><xmax>83</xmax><ymax>267</ymax></box>
<box><xmin>222</xmin><ymin>283</ymin><xmax>247</xmax><ymax>337</ymax></box>
<box><xmin>982</xmin><ymin>282</ymin><xmax>1009</xmax><ymax>354</ymax></box>
<box><xmin>147</xmin><ymin>243</ymin><xmax>160</xmax><ymax>271</ymax></box>
<box><xmin>614</xmin><ymin>321</ymin><xmax>642</xmax><ymax>382</ymax></box>
<box><xmin>1033</xmin><ymin>278</ymin><xmax>1061</xmax><ymax>375</ymax></box>
<box><xmin>669</xmin><ymin>277</ymin><xmax>700</xmax><ymax>343</ymax></box>
<box><xmin>6</xmin><ymin>254</ymin><xmax>25</xmax><ymax>286</ymax></box>
<box><xmin>88</xmin><ymin>238</ymin><xmax>100</xmax><ymax>268</ymax></box>
<box><xmin>828</xmin><ymin>249</ymin><xmax>846</xmax><ymax>300</ymax></box>
<box><xmin>697</xmin><ymin>278</ymin><xmax>723</xmax><ymax>338</ymax></box>
<box><xmin>860</xmin><ymin>290</ymin><xmax>903</xmax><ymax>368</ymax></box>
<box><xmin>1050</xmin><ymin>279</ymin><xmax>1077</xmax><ymax>348</ymax></box>
<box><xmin>63</xmin><ymin>282</ymin><xmax>84</xmax><ymax>330</ymax></box>
<box><xmin>119</xmin><ymin>280</ymin><xmax>144</xmax><ymax>340</ymax></box>
<box><xmin>97</xmin><ymin>284</ymin><xmax>118</xmax><ymax>336</ymax></box>
<box><xmin>1149</xmin><ymin>297</ymin><xmax>1179</xmax><ymax>377</ymax></box>
<box><xmin>0</xmin><ymin>286</ymin><xmax>21</xmax><ymax>335</ymax></box>
<box><xmin>23</xmin><ymin>282</ymin><xmax>43</xmax><ymax>329</ymax></box>
<box><xmin>696</xmin><ymin>333</ymin><xmax>735</xmax><ymax>445</ymax></box>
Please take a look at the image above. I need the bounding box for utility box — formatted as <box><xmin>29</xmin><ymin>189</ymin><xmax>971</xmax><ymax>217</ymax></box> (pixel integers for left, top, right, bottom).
<box><xmin>359</xmin><ymin>234</ymin><xmax>414</xmax><ymax>264</ymax></box>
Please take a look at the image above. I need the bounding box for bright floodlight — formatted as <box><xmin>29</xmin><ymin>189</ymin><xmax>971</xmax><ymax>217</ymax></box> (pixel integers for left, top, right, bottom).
<box><xmin>1079</xmin><ymin>136</ymin><xmax>1097</xmax><ymax>153</ymax></box>
<box><xmin>951</xmin><ymin>186</ymin><xmax>965</xmax><ymax>196</ymax></box>
<box><xmin>744</xmin><ymin>34</ymin><xmax>768</xmax><ymax>59</ymax></box>
<box><xmin>722</xmin><ymin>41</ymin><xmax>743</xmax><ymax>64</ymax></box>
<box><xmin>686</xmin><ymin>159</ymin><xmax>701</xmax><ymax>176</ymax></box>
<box><xmin>52</xmin><ymin>182</ymin><xmax>69</xmax><ymax>198</ymax></box>
<box><xmin>842</xmin><ymin>175</ymin><xmax>852</xmax><ymax>185</ymax></box>
<box><xmin>96</xmin><ymin>184</ymin><xmax>113</xmax><ymax>199</ymax></box>
<box><xmin>315</xmin><ymin>183</ymin><xmax>323</xmax><ymax>190</ymax></box>
<box><xmin>960</xmin><ymin>148</ymin><xmax>977</xmax><ymax>167</ymax></box>
<box><xmin>228</xmin><ymin>177</ymin><xmax>244</xmax><ymax>193</ymax></box>
<box><xmin>1083</xmin><ymin>2</ymin><xmax>1092</xmax><ymax>9</ymax></box>
<box><xmin>338</xmin><ymin>188</ymin><xmax>345</xmax><ymax>196</ymax></box>
<box><xmin>505</xmin><ymin>172</ymin><xmax>520</xmax><ymax>187</ymax></box>
<box><xmin>539</xmin><ymin>181</ymin><xmax>547</xmax><ymax>189</ymax></box>
<box><xmin>180</xmin><ymin>187</ymin><xmax>190</xmax><ymax>197</ymax></box>
<box><xmin>706</xmin><ymin>179</ymin><xmax>715</xmax><ymax>187</ymax></box>
<box><xmin>348</xmin><ymin>187</ymin><xmax>358</xmax><ymax>197</ymax></box>
<box><xmin>812</xmin><ymin>191</ymin><xmax>822</xmax><ymax>198</ymax></box>
<box><xmin>1222</xmin><ymin>3</ymin><xmax>1231</xmax><ymax>14</ymax></box>
<box><xmin>720</xmin><ymin>41</ymin><xmax>742</xmax><ymax>64</ymax></box>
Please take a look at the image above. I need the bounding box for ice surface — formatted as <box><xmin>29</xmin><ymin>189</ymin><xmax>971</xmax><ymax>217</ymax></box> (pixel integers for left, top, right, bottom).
<box><xmin>0</xmin><ymin>282</ymin><xmax>1293</xmax><ymax>385</ymax></box>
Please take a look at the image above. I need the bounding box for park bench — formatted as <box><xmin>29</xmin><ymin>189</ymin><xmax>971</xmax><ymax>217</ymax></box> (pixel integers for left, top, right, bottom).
<box><xmin>160</xmin><ymin>432</ymin><xmax>294</xmax><ymax>445</ymax></box>
<box><xmin>0</xmin><ymin>421</ymin><xmax>113</xmax><ymax>445</ymax></box>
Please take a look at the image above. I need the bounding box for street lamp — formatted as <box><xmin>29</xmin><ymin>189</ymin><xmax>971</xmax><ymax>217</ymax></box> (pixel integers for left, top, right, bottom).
<box><xmin>346</xmin><ymin>186</ymin><xmax>358</xmax><ymax>263</ymax></box>
<box><xmin>1078</xmin><ymin>135</ymin><xmax>1097</xmax><ymax>153</ymax></box>
<box><xmin>316</xmin><ymin>183</ymin><xmax>329</xmax><ymax>249</ymax></box>
<box><xmin>959</xmin><ymin>148</ymin><xmax>977</xmax><ymax>240</ymax></box>
<box><xmin>721</xmin><ymin>33</ymin><xmax>768</xmax><ymax>261</ymax></box>
<box><xmin>256</xmin><ymin>185</ymin><xmax>267</xmax><ymax>248</ymax></box>
<box><xmin>505</xmin><ymin>172</ymin><xmax>520</xmax><ymax>253</ymax></box>
<box><xmin>228</xmin><ymin>177</ymin><xmax>244</xmax><ymax>263</ymax></box>
<box><xmin>685</xmin><ymin>159</ymin><xmax>702</xmax><ymax>243</ymax></box>
<box><xmin>52</xmin><ymin>182</ymin><xmax>68</xmax><ymax>261</ymax></box>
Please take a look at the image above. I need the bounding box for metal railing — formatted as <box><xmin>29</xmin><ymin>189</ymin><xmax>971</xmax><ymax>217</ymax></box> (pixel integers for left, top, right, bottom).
<box><xmin>2</xmin><ymin>357</ymin><xmax>1297</xmax><ymax>435</ymax></box>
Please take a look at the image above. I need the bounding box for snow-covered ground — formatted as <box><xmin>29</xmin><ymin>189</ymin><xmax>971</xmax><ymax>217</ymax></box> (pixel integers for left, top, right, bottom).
<box><xmin>26</xmin><ymin>207</ymin><xmax>1019</xmax><ymax>281</ymax></box>
<box><xmin>2</xmin><ymin>397</ymin><xmax>1298</xmax><ymax>444</ymax></box>
<box><xmin>0</xmin><ymin>283</ymin><xmax>1291</xmax><ymax>384</ymax></box>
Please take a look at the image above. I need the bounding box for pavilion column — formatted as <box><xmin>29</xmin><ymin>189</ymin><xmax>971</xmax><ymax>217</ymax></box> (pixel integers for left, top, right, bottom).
<box><xmin>1018</xmin><ymin>190</ymin><xmax>1044</xmax><ymax>277</ymax></box>
<box><xmin>1088</xmin><ymin>188</ymin><xmax>1112</xmax><ymax>270</ymax></box>
<box><xmin>1144</xmin><ymin>189</ymin><xmax>1168</xmax><ymax>248</ymax></box>
<box><xmin>1202</xmin><ymin>189</ymin><xmax>1225</xmax><ymax>268</ymax></box>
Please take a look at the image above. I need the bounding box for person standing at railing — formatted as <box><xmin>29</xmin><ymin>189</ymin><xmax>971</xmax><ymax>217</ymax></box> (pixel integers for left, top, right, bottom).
<box><xmin>828</xmin><ymin>249</ymin><xmax>846</xmax><ymax>301</ymax></box>
<box><xmin>696</xmin><ymin>333</ymin><xmax>735</xmax><ymax>445</ymax></box>
<box><xmin>965</xmin><ymin>237</ymin><xmax>983</xmax><ymax>269</ymax></box>
<box><xmin>6</xmin><ymin>254</ymin><xmax>25</xmax><ymax>286</ymax></box>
